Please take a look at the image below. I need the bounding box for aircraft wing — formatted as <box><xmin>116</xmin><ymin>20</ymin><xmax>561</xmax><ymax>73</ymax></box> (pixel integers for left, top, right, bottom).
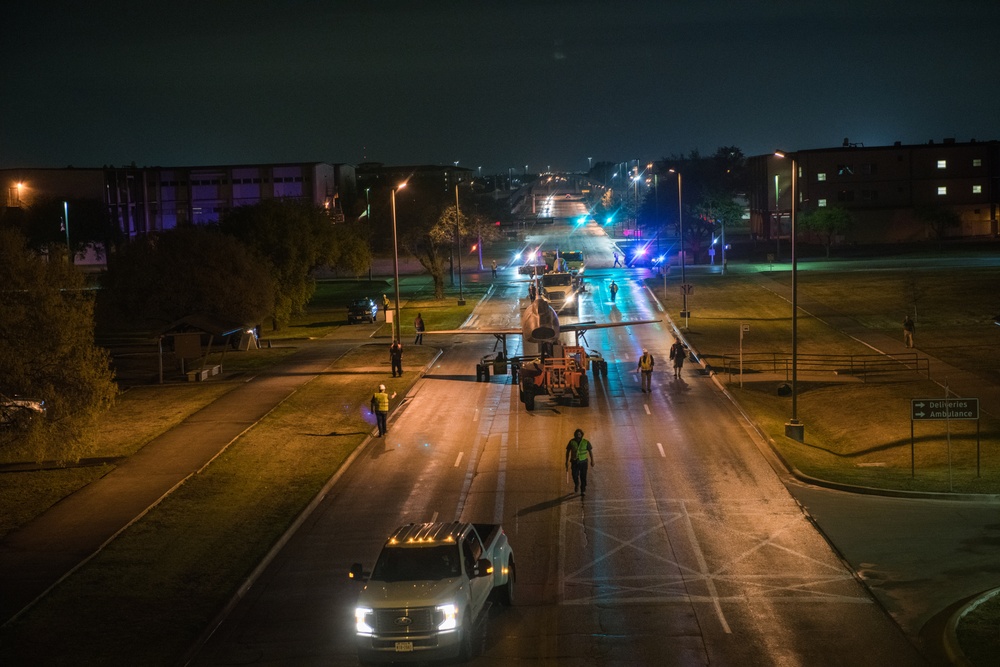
<box><xmin>423</xmin><ymin>327</ymin><xmax>521</xmax><ymax>336</ymax></box>
<box><xmin>561</xmin><ymin>319</ymin><xmax>660</xmax><ymax>333</ymax></box>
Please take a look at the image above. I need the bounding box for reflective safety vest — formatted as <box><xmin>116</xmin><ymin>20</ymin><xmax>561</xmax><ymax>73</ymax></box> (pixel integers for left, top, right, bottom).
<box><xmin>639</xmin><ymin>354</ymin><xmax>654</xmax><ymax>371</ymax></box>
<box><xmin>373</xmin><ymin>391</ymin><xmax>389</xmax><ymax>412</ymax></box>
<box><xmin>569</xmin><ymin>438</ymin><xmax>591</xmax><ymax>462</ymax></box>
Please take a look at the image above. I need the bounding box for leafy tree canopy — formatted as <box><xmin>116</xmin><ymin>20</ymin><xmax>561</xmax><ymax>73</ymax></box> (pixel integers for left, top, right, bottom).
<box><xmin>0</xmin><ymin>228</ymin><xmax>117</xmax><ymax>461</ymax></box>
<box><xmin>102</xmin><ymin>226</ymin><xmax>275</xmax><ymax>329</ymax></box>
<box><xmin>220</xmin><ymin>200</ymin><xmax>336</xmax><ymax>328</ymax></box>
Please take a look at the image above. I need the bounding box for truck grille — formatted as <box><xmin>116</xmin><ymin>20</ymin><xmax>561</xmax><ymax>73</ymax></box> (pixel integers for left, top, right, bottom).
<box><xmin>374</xmin><ymin>607</ymin><xmax>436</xmax><ymax>635</ymax></box>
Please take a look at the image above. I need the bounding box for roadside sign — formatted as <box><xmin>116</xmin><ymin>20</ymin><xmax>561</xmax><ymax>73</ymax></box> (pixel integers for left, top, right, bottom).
<box><xmin>741</xmin><ymin>324</ymin><xmax>750</xmax><ymax>333</ymax></box>
<box><xmin>681</xmin><ymin>284</ymin><xmax>694</xmax><ymax>295</ymax></box>
<box><xmin>910</xmin><ymin>398</ymin><xmax>979</xmax><ymax>421</ymax></box>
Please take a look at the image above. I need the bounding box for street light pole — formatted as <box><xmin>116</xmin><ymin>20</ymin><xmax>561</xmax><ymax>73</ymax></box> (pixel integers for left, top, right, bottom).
<box><xmin>62</xmin><ymin>200</ymin><xmax>72</xmax><ymax>264</ymax></box>
<box><xmin>456</xmin><ymin>183</ymin><xmax>466</xmax><ymax>306</ymax></box>
<box><xmin>775</xmin><ymin>151</ymin><xmax>804</xmax><ymax>442</ymax></box>
<box><xmin>390</xmin><ymin>183</ymin><xmax>406</xmax><ymax>342</ymax></box>
<box><xmin>669</xmin><ymin>169</ymin><xmax>687</xmax><ymax>327</ymax></box>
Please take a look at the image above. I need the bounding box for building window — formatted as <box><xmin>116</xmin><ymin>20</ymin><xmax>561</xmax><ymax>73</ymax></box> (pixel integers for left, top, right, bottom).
<box><xmin>973</xmin><ymin>185</ymin><xmax>982</xmax><ymax>194</ymax></box>
<box><xmin>818</xmin><ymin>199</ymin><xmax>827</xmax><ymax>207</ymax></box>
<box><xmin>937</xmin><ymin>186</ymin><xmax>947</xmax><ymax>195</ymax></box>
<box><xmin>817</xmin><ymin>172</ymin><xmax>826</xmax><ymax>182</ymax></box>
<box><xmin>837</xmin><ymin>190</ymin><xmax>854</xmax><ymax>202</ymax></box>
<box><xmin>837</xmin><ymin>164</ymin><xmax>854</xmax><ymax>176</ymax></box>
<box><xmin>973</xmin><ymin>158</ymin><xmax>982</xmax><ymax>167</ymax></box>
<box><xmin>937</xmin><ymin>159</ymin><xmax>947</xmax><ymax>169</ymax></box>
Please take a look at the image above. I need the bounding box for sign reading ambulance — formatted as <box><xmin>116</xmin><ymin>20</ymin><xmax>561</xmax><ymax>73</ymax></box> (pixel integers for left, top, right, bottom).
<box><xmin>910</xmin><ymin>398</ymin><xmax>979</xmax><ymax>421</ymax></box>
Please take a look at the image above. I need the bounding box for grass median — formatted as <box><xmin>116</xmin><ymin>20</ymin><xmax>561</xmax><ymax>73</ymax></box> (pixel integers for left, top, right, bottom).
<box><xmin>652</xmin><ymin>265</ymin><xmax>1000</xmax><ymax>494</ymax></box>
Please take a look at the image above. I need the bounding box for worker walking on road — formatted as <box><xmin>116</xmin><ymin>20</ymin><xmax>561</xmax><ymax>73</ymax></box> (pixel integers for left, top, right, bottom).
<box><xmin>370</xmin><ymin>384</ymin><xmax>393</xmax><ymax>437</ymax></box>
<box><xmin>613</xmin><ymin>251</ymin><xmax>621</xmax><ymax>267</ymax></box>
<box><xmin>491</xmin><ymin>259</ymin><xmax>498</xmax><ymax>278</ymax></box>
<box><xmin>390</xmin><ymin>339</ymin><xmax>403</xmax><ymax>377</ymax></box>
<box><xmin>609</xmin><ymin>280</ymin><xmax>619</xmax><ymax>302</ymax></box>
<box><xmin>903</xmin><ymin>314</ymin><xmax>915</xmax><ymax>348</ymax></box>
<box><xmin>413</xmin><ymin>313</ymin><xmax>425</xmax><ymax>345</ymax></box>
<box><xmin>637</xmin><ymin>348</ymin><xmax>655</xmax><ymax>392</ymax></box>
<box><xmin>669</xmin><ymin>337</ymin><xmax>686</xmax><ymax>378</ymax></box>
<box><xmin>565</xmin><ymin>428</ymin><xmax>595</xmax><ymax>496</ymax></box>
<box><xmin>382</xmin><ymin>294</ymin><xmax>390</xmax><ymax>321</ymax></box>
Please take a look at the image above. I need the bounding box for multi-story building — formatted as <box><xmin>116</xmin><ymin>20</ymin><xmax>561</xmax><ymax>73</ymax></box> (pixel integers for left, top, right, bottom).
<box><xmin>748</xmin><ymin>138</ymin><xmax>999</xmax><ymax>244</ymax></box>
<box><xmin>1</xmin><ymin>162</ymin><xmax>355</xmax><ymax>241</ymax></box>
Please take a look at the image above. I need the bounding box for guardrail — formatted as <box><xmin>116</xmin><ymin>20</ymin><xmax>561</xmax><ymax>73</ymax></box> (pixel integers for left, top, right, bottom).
<box><xmin>720</xmin><ymin>351</ymin><xmax>930</xmax><ymax>384</ymax></box>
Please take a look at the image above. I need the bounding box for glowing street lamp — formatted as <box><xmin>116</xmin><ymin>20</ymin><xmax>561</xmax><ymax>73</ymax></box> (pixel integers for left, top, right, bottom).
<box><xmin>775</xmin><ymin>150</ymin><xmax>804</xmax><ymax>442</ymax></box>
<box><xmin>455</xmin><ymin>183</ymin><xmax>466</xmax><ymax>306</ymax></box>
<box><xmin>390</xmin><ymin>182</ymin><xmax>407</xmax><ymax>342</ymax></box>
<box><xmin>668</xmin><ymin>168</ymin><xmax>688</xmax><ymax>327</ymax></box>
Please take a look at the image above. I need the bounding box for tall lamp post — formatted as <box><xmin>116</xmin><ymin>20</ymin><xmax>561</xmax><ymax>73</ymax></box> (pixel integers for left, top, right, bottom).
<box><xmin>455</xmin><ymin>183</ymin><xmax>466</xmax><ymax>306</ymax></box>
<box><xmin>668</xmin><ymin>169</ymin><xmax>688</xmax><ymax>328</ymax></box>
<box><xmin>62</xmin><ymin>200</ymin><xmax>72</xmax><ymax>264</ymax></box>
<box><xmin>775</xmin><ymin>151</ymin><xmax>804</xmax><ymax>442</ymax></box>
<box><xmin>390</xmin><ymin>182</ymin><xmax>407</xmax><ymax>342</ymax></box>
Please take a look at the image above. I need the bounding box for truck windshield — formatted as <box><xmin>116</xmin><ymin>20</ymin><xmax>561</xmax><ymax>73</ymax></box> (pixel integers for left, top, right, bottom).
<box><xmin>542</xmin><ymin>274</ymin><xmax>572</xmax><ymax>286</ymax></box>
<box><xmin>371</xmin><ymin>545</ymin><xmax>462</xmax><ymax>582</ymax></box>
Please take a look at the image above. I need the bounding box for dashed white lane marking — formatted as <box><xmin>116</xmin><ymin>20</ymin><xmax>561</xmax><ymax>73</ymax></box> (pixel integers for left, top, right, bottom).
<box><xmin>656</xmin><ymin>442</ymin><xmax>665</xmax><ymax>457</ymax></box>
<box><xmin>644</xmin><ymin>404</ymin><xmax>651</xmax><ymax>415</ymax></box>
<box><xmin>454</xmin><ymin>451</ymin><xmax>464</xmax><ymax>467</ymax></box>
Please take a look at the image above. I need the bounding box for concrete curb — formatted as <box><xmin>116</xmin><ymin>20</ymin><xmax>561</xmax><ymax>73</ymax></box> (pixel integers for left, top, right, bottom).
<box><xmin>643</xmin><ymin>280</ymin><xmax>999</xmax><ymax>666</ymax></box>
<box><xmin>180</xmin><ymin>346</ymin><xmax>444</xmax><ymax>666</ymax></box>
<box><xmin>942</xmin><ymin>586</ymin><xmax>1000</xmax><ymax>667</ymax></box>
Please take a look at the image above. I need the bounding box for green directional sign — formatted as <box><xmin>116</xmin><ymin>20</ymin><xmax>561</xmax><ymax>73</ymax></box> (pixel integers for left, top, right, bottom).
<box><xmin>910</xmin><ymin>398</ymin><xmax>979</xmax><ymax>421</ymax></box>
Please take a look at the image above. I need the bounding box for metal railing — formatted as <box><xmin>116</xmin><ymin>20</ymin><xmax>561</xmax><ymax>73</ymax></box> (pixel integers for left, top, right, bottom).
<box><xmin>721</xmin><ymin>351</ymin><xmax>930</xmax><ymax>384</ymax></box>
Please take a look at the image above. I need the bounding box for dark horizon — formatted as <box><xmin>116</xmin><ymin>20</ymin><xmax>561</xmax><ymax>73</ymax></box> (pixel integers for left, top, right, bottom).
<box><xmin>3</xmin><ymin>1</ymin><xmax>998</xmax><ymax>173</ymax></box>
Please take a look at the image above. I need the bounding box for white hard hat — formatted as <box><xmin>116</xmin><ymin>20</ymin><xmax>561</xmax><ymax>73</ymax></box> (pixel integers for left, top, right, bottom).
<box><xmin>379</xmin><ymin>384</ymin><xmax>386</xmax><ymax>391</ymax></box>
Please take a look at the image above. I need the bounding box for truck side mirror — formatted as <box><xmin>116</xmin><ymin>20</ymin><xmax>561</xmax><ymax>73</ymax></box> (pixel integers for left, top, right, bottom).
<box><xmin>349</xmin><ymin>563</ymin><xmax>368</xmax><ymax>581</ymax></box>
<box><xmin>475</xmin><ymin>558</ymin><xmax>494</xmax><ymax>578</ymax></box>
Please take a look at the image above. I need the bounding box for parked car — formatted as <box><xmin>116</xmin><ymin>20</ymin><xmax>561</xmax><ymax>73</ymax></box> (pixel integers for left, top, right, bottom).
<box><xmin>347</xmin><ymin>298</ymin><xmax>378</xmax><ymax>324</ymax></box>
<box><xmin>0</xmin><ymin>395</ymin><xmax>46</xmax><ymax>427</ymax></box>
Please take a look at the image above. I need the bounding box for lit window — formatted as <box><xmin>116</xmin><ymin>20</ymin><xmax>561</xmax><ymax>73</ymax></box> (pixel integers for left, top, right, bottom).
<box><xmin>937</xmin><ymin>160</ymin><xmax>947</xmax><ymax>169</ymax></box>
<box><xmin>937</xmin><ymin>186</ymin><xmax>947</xmax><ymax>195</ymax></box>
<box><xmin>818</xmin><ymin>199</ymin><xmax>827</xmax><ymax>207</ymax></box>
<box><xmin>973</xmin><ymin>158</ymin><xmax>982</xmax><ymax>167</ymax></box>
<box><xmin>973</xmin><ymin>185</ymin><xmax>982</xmax><ymax>194</ymax></box>
<box><xmin>817</xmin><ymin>173</ymin><xmax>826</xmax><ymax>181</ymax></box>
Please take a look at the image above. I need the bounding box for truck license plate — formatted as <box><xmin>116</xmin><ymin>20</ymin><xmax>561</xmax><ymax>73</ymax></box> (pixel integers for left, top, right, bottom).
<box><xmin>394</xmin><ymin>641</ymin><xmax>414</xmax><ymax>652</ymax></box>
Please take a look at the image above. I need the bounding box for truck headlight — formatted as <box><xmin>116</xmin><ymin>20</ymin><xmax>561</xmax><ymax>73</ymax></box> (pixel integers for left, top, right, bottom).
<box><xmin>355</xmin><ymin>607</ymin><xmax>375</xmax><ymax>635</ymax></box>
<box><xmin>436</xmin><ymin>603</ymin><xmax>458</xmax><ymax>631</ymax></box>
<box><xmin>565</xmin><ymin>294</ymin><xmax>575</xmax><ymax>304</ymax></box>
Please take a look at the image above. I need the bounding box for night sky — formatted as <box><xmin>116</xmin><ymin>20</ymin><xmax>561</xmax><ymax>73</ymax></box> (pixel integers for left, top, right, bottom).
<box><xmin>3</xmin><ymin>1</ymin><xmax>997</xmax><ymax>173</ymax></box>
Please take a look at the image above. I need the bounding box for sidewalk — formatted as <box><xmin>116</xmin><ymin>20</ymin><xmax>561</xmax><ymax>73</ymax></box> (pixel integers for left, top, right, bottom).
<box><xmin>0</xmin><ymin>338</ymin><xmax>355</xmax><ymax>625</ymax></box>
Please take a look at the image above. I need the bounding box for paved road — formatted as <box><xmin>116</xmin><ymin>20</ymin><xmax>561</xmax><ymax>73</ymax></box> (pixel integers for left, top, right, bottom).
<box><xmin>190</xmin><ymin>234</ymin><xmax>925</xmax><ymax>666</ymax></box>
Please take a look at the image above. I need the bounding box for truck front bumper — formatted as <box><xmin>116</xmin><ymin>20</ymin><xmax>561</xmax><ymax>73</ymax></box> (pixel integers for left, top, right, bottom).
<box><xmin>355</xmin><ymin>630</ymin><xmax>461</xmax><ymax>663</ymax></box>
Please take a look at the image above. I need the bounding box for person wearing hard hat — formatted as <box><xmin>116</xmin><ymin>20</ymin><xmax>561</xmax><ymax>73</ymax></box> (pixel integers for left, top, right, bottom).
<box><xmin>564</xmin><ymin>428</ymin><xmax>595</xmax><ymax>497</ymax></box>
<box><xmin>370</xmin><ymin>384</ymin><xmax>390</xmax><ymax>436</ymax></box>
<box><xmin>637</xmin><ymin>348</ymin><xmax>655</xmax><ymax>392</ymax></box>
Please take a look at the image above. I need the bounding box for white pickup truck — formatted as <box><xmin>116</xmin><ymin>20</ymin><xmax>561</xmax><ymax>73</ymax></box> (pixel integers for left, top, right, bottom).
<box><xmin>350</xmin><ymin>521</ymin><xmax>515</xmax><ymax>664</ymax></box>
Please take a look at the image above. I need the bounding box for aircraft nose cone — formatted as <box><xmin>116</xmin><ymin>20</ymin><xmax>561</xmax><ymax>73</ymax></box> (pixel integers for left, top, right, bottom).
<box><xmin>531</xmin><ymin>327</ymin><xmax>556</xmax><ymax>340</ymax></box>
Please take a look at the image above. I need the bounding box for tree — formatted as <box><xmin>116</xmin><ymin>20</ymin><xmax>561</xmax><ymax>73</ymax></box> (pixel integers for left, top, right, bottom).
<box><xmin>329</xmin><ymin>220</ymin><xmax>373</xmax><ymax>277</ymax></box>
<box><xmin>220</xmin><ymin>200</ymin><xmax>337</xmax><ymax>329</ymax></box>
<box><xmin>102</xmin><ymin>226</ymin><xmax>275</xmax><ymax>328</ymax></box>
<box><xmin>0</xmin><ymin>228</ymin><xmax>117</xmax><ymax>462</ymax></box>
<box><xmin>1</xmin><ymin>196</ymin><xmax>120</xmax><ymax>260</ymax></box>
<box><xmin>914</xmin><ymin>205</ymin><xmax>961</xmax><ymax>240</ymax></box>
<box><xmin>799</xmin><ymin>207</ymin><xmax>854</xmax><ymax>257</ymax></box>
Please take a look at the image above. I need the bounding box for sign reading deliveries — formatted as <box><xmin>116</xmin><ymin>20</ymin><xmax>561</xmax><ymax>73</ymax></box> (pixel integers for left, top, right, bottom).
<box><xmin>910</xmin><ymin>398</ymin><xmax>979</xmax><ymax>421</ymax></box>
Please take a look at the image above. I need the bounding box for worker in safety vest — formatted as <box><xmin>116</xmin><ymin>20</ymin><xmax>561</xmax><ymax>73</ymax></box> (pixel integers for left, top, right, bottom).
<box><xmin>564</xmin><ymin>428</ymin><xmax>595</xmax><ymax>496</ymax></box>
<box><xmin>637</xmin><ymin>348</ymin><xmax>655</xmax><ymax>393</ymax></box>
<box><xmin>370</xmin><ymin>384</ymin><xmax>390</xmax><ymax>436</ymax></box>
